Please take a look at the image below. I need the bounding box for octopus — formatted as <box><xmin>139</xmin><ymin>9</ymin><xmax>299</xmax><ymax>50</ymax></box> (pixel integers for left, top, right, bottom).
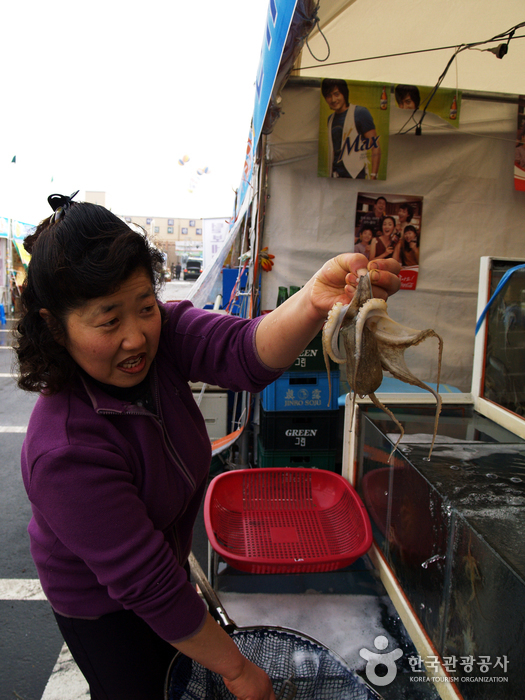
<box><xmin>322</xmin><ymin>269</ymin><xmax>443</xmax><ymax>459</ymax></box>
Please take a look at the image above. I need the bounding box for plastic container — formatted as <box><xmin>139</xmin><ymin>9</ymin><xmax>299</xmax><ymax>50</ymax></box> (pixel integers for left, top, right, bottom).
<box><xmin>257</xmin><ymin>438</ymin><xmax>338</xmax><ymax>472</ymax></box>
<box><xmin>261</xmin><ymin>371</ymin><xmax>340</xmax><ymax>412</ymax></box>
<box><xmin>258</xmin><ymin>407</ymin><xmax>339</xmax><ymax>451</ymax></box>
<box><xmin>288</xmin><ymin>331</ymin><xmax>339</xmax><ymax>373</ymax></box>
<box><xmin>204</xmin><ymin>468</ymin><xmax>372</xmax><ymax>574</ymax></box>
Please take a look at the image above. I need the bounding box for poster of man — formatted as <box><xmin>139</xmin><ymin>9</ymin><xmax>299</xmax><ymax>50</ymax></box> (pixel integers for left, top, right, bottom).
<box><xmin>394</xmin><ymin>84</ymin><xmax>462</xmax><ymax>129</ymax></box>
<box><xmin>355</xmin><ymin>192</ymin><xmax>423</xmax><ymax>290</ymax></box>
<box><xmin>318</xmin><ymin>79</ymin><xmax>390</xmax><ymax>180</ymax></box>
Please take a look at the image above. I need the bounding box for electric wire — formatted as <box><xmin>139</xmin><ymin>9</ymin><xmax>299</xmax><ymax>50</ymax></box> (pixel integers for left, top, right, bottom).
<box><xmin>390</xmin><ymin>118</ymin><xmax>521</xmax><ymax>147</ymax></box>
<box><xmin>393</xmin><ymin>23</ymin><xmax>523</xmax><ymax>135</ymax></box>
<box><xmin>299</xmin><ymin>21</ymin><xmax>525</xmax><ymax>136</ymax></box>
<box><xmin>305</xmin><ymin>16</ymin><xmax>330</xmax><ymax>62</ymax></box>
<box><xmin>298</xmin><ymin>31</ymin><xmax>525</xmax><ymax>71</ymax></box>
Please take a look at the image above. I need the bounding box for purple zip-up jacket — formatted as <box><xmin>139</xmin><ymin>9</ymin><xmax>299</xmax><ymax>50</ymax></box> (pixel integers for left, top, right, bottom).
<box><xmin>21</xmin><ymin>301</ymin><xmax>282</xmax><ymax>643</ymax></box>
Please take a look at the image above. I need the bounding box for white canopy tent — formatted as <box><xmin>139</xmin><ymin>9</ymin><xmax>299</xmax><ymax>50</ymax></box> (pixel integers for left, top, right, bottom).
<box><xmin>299</xmin><ymin>0</ymin><xmax>525</xmax><ymax>95</ymax></box>
<box><xmin>253</xmin><ymin>0</ymin><xmax>525</xmax><ymax>392</ymax></box>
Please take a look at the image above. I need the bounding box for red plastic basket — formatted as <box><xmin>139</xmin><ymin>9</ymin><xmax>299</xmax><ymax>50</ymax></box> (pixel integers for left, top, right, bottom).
<box><xmin>204</xmin><ymin>468</ymin><xmax>372</xmax><ymax>574</ymax></box>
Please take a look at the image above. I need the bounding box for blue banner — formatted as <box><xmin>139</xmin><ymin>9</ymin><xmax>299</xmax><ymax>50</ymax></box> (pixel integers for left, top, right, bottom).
<box><xmin>253</xmin><ymin>0</ymin><xmax>297</xmax><ymax>150</ymax></box>
<box><xmin>234</xmin><ymin>123</ymin><xmax>255</xmax><ymax>220</ymax></box>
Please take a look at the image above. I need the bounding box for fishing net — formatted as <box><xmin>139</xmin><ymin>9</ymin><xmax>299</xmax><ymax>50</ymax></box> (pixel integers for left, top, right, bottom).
<box><xmin>166</xmin><ymin>627</ymin><xmax>382</xmax><ymax>700</ymax></box>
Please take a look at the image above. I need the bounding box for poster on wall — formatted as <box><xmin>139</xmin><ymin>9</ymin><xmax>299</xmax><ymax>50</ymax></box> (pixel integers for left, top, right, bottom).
<box><xmin>318</xmin><ymin>79</ymin><xmax>390</xmax><ymax>181</ymax></box>
<box><xmin>202</xmin><ymin>218</ymin><xmax>230</xmax><ymax>270</ymax></box>
<box><xmin>515</xmin><ymin>95</ymin><xmax>525</xmax><ymax>192</ymax></box>
<box><xmin>355</xmin><ymin>192</ymin><xmax>423</xmax><ymax>290</ymax></box>
<box><xmin>393</xmin><ymin>84</ymin><xmax>462</xmax><ymax>130</ymax></box>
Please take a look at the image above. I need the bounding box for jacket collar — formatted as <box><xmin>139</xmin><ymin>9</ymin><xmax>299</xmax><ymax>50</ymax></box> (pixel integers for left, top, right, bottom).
<box><xmin>78</xmin><ymin>366</ymin><xmax>157</xmax><ymax>416</ymax></box>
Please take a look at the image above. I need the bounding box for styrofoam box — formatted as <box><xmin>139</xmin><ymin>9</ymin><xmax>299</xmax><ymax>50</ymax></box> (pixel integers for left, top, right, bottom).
<box><xmin>192</xmin><ymin>392</ymin><xmax>228</xmax><ymax>441</ymax></box>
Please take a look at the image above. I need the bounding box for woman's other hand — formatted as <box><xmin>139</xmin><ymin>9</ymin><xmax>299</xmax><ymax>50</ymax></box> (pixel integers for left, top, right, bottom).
<box><xmin>223</xmin><ymin>656</ymin><xmax>276</xmax><ymax>700</ymax></box>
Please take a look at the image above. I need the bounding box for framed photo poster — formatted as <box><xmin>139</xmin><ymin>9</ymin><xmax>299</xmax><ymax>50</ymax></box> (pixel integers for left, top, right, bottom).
<box><xmin>355</xmin><ymin>192</ymin><xmax>423</xmax><ymax>290</ymax></box>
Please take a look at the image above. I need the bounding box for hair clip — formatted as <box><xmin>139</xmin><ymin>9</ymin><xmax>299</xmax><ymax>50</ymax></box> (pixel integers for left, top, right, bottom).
<box><xmin>48</xmin><ymin>190</ymin><xmax>79</xmax><ymax>223</ymax></box>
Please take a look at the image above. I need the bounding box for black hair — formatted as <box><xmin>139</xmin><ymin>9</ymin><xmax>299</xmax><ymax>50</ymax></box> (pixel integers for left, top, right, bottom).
<box><xmin>321</xmin><ymin>78</ymin><xmax>349</xmax><ymax>107</ymax></box>
<box><xmin>398</xmin><ymin>202</ymin><xmax>414</xmax><ymax>221</ymax></box>
<box><xmin>402</xmin><ymin>225</ymin><xmax>419</xmax><ymax>249</ymax></box>
<box><xmin>394</xmin><ymin>84</ymin><xmax>421</xmax><ymax>110</ymax></box>
<box><xmin>14</xmin><ymin>201</ymin><xmax>165</xmax><ymax>394</ymax></box>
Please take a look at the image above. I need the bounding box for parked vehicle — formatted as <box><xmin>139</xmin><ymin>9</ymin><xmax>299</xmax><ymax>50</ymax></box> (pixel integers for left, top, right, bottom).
<box><xmin>183</xmin><ymin>258</ymin><xmax>203</xmax><ymax>280</ymax></box>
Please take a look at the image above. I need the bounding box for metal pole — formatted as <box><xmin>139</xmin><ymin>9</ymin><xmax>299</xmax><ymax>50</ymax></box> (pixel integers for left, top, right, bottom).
<box><xmin>7</xmin><ymin>219</ymin><xmax>13</xmax><ymax>316</ymax></box>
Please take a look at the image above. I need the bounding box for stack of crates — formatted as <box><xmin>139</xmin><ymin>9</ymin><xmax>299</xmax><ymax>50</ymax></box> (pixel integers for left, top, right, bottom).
<box><xmin>257</xmin><ymin>331</ymin><xmax>342</xmax><ymax>472</ymax></box>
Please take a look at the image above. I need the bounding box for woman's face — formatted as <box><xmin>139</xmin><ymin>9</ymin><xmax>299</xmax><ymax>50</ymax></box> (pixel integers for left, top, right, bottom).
<box><xmin>360</xmin><ymin>229</ymin><xmax>373</xmax><ymax>243</ymax></box>
<box><xmin>404</xmin><ymin>229</ymin><xmax>417</xmax><ymax>243</ymax></box>
<box><xmin>382</xmin><ymin>218</ymin><xmax>395</xmax><ymax>235</ymax></box>
<box><xmin>62</xmin><ymin>269</ymin><xmax>161</xmax><ymax>387</ymax></box>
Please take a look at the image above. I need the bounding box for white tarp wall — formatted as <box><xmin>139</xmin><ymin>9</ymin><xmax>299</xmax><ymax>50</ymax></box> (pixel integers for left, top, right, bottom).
<box><xmin>261</xmin><ymin>81</ymin><xmax>525</xmax><ymax>392</ymax></box>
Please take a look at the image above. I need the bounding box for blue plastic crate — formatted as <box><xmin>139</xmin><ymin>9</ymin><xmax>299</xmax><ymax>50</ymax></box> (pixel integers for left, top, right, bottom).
<box><xmin>261</xmin><ymin>371</ymin><xmax>340</xmax><ymax>411</ymax></box>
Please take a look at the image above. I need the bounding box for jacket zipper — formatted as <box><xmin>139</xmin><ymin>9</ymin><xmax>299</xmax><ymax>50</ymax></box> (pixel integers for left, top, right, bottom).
<box><xmin>95</xmin><ymin>368</ymin><xmax>197</xmax><ymax>492</ymax></box>
<box><xmin>150</xmin><ymin>367</ymin><xmax>197</xmax><ymax>491</ymax></box>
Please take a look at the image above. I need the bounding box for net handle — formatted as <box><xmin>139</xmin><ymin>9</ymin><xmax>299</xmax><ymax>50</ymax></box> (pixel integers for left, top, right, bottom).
<box><xmin>189</xmin><ymin>552</ymin><xmax>236</xmax><ymax>632</ymax></box>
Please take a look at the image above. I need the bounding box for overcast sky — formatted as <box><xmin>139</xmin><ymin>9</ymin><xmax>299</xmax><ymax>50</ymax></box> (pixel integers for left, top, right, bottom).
<box><xmin>1</xmin><ymin>0</ymin><xmax>269</xmax><ymax>225</ymax></box>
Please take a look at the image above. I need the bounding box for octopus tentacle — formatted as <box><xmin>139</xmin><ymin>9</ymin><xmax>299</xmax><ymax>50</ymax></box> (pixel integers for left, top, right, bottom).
<box><xmin>323</xmin><ymin>302</ymin><xmax>350</xmax><ymax>363</ymax></box>
<box><xmin>376</xmin><ymin>332</ymin><xmax>443</xmax><ymax>458</ymax></box>
<box><xmin>369</xmin><ymin>392</ymin><xmax>406</xmax><ymax>454</ymax></box>
<box><xmin>322</xmin><ymin>302</ymin><xmax>349</xmax><ymax>407</ymax></box>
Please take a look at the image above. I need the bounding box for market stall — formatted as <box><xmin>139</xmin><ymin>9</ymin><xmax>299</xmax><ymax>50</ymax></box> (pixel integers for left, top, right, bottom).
<box><xmin>195</xmin><ymin>3</ymin><xmax>525</xmax><ymax>699</ymax></box>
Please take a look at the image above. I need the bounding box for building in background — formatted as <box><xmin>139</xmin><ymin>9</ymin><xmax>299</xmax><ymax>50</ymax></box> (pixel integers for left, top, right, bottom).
<box><xmin>120</xmin><ymin>213</ymin><xmax>204</xmax><ymax>269</ymax></box>
<box><xmin>85</xmin><ymin>192</ymin><xmax>203</xmax><ymax>269</ymax></box>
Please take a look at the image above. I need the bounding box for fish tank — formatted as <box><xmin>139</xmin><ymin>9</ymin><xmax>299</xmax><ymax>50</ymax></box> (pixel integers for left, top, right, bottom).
<box><xmin>472</xmin><ymin>257</ymin><xmax>525</xmax><ymax>437</ymax></box>
<box><xmin>357</xmin><ymin>408</ymin><xmax>525</xmax><ymax>700</ymax></box>
<box><xmin>353</xmin><ymin>258</ymin><xmax>525</xmax><ymax>699</ymax></box>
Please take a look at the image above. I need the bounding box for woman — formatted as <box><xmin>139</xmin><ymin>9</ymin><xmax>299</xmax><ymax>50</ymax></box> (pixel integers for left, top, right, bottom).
<box><xmin>369</xmin><ymin>215</ymin><xmax>398</xmax><ymax>261</ymax></box>
<box><xmin>394</xmin><ymin>203</ymin><xmax>414</xmax><ymax>237</ymax></box>
<box><xmin>16</xmin><ymin>193</ymin><xmax>401</xmax><ymax>700</ymax></box>
<box><xmin>394</xmin><ymin>224</ymin><xmax>420</xmax><ymax>267</ymax></box>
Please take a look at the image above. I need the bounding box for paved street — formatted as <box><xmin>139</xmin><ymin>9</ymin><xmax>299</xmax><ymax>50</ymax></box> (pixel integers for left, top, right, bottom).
<box><xmin>159</xmin><ymin>278</ymin><xmax>195</xmax><ymax>303</ymax></box>
<box><xmin>0</xmin><ymin>320</ymin><xmax>67</xmax><ymax>700</ymax></box>
<box><xmin>0</xmin><ymin>278</ymin><xmax>204</xmax><ymax>700</ymax></box>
